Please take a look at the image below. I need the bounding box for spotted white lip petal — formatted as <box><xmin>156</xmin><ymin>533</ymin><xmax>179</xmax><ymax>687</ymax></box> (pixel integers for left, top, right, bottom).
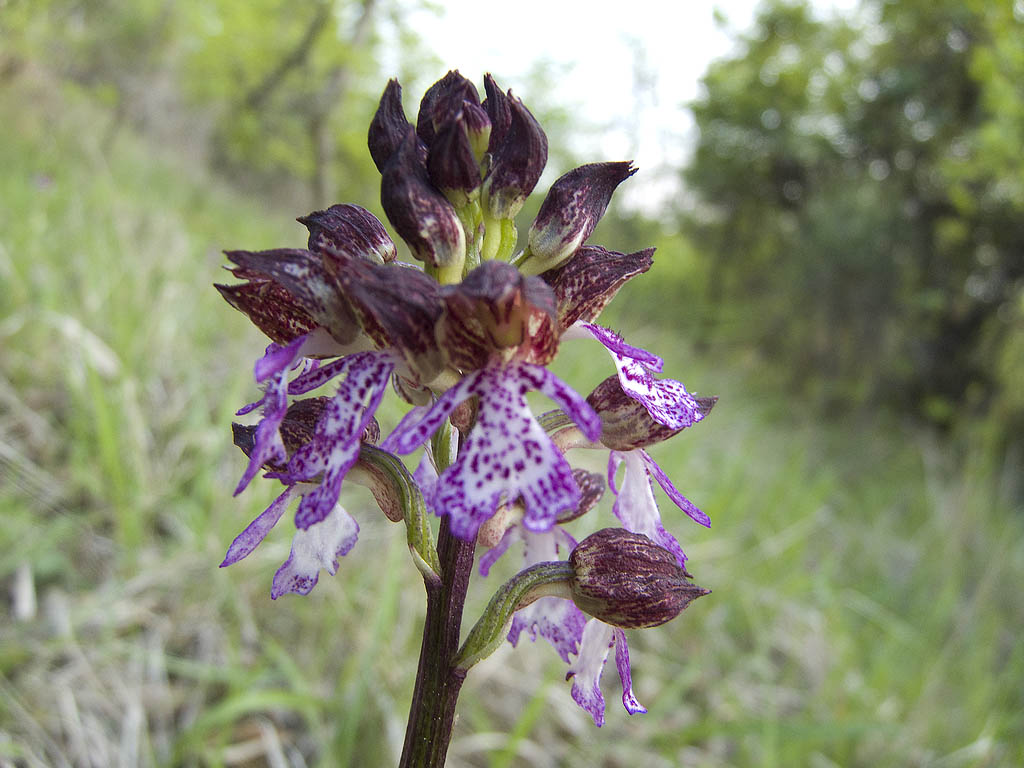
<box><xmin>640</xmin><ymin>449</ymin><xmax>711</xmax><ymax>528</ymax></box>
<box><xmin>271</xmin><ymin>504</ymin><xmax>360</xmax><ymax>598</ymax></box>
<box><xmin>569</xmin><ymin>322</ymin><xmax>706</xmax><ymax>431</ymax></box>
<box><xmin>234</xmin><ymin>335</ymin><xmax>309</xmax><ymax>496</ymax></box>
<box><xmin>610</xmin><ymin>450</ymin><xmax>687</xmax><ymax>568</ymax></box>
<box><xmin>431</xmin><ymin>365</ymin><xmax>583</xmax><ymax>540</ymax></box>
<box><xmin>285</xmin><ymin>350</ymin><xmax>396</xmax><ymax>529</ymax></box>
<box><xmin>613</xmin><ymin>628</ymin><xmax>646</xmax><ymax>716</ymax></box>
<box><xmin>220</xmin><ymin>485</ymin><xmax>296</xmax><ymax>567</ymax></box>
<box><xmin>507</xmin><ymin>528</ymin><xmax>585</xmax><ymax>662</ymax></box>
<box><xmin>566</xmin><ymin>618</ymin><xmax>616</xmax><ymax>727</ymax></box>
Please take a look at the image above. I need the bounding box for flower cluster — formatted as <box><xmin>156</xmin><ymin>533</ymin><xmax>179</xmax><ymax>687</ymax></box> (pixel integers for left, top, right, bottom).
<box><xmin>217</xmin><ymin>71</ymin><xmax>714</xmax><ymax>728</ymax></box>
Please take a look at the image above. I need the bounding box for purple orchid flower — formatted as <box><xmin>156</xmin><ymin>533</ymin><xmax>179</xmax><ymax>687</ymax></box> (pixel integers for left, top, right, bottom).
<box><xmin>566</xmin><ymin>619</ymin><xmax>646</xmax><ymax>727</ymax></box>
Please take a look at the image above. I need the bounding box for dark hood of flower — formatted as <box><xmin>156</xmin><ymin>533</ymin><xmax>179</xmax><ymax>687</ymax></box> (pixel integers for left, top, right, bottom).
<box><xmin>437</xmin><ymin>261</ymin><xmax>559</xmax><ymax>370</ymax></box>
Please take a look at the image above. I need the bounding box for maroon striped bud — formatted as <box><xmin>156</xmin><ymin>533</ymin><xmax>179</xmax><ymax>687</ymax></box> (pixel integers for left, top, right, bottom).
<box><xmin>416</xmin><ymin>70</ymin><xmax>480</xmax><ymax>147</ymax></box>
<box><xmin>380</xmin><ymin>129</ymin><xmax>466</xmax><ymax>273</ymax></box>
<box><xmin>368</xmin><ymin>79</ymin><xmax>413</xmax><ymax>173</ymax></box>
<box><xmin>482</xmin><ymin>74</ymin><xmax>512</xmax><ymax>152</ymax></box>
<box><xmin>569</xmin><ymin>529</ymin><xmax>709</xmax><ymax>628</ymax></box>
<box><xmin>427</xmin><ymin>111</ymin><xmax>482</xmax><ymax>208</ymax></box>
<box><xmin>482</xmin><ymin>94</ymin><xmax>547</xmax><ymax>219</ymax></box>
<box><xmin>522</xmin><ymin>162</ymin><xmax>637</xmax><ymax>274</ymax></box>
<box><xmin>541</xmin><ymin>244</ymin><xmax>654</xmax><ymax>328</ymax></box>
<box><xmin>299</xmin><ymin>204</ymin><xmax>397</xmax><ymax>266</ymax></box>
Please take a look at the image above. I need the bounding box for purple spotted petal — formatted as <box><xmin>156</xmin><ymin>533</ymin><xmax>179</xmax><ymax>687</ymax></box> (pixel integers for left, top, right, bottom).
<box><xmin>220</xmin><ymin>485</ymin><xmax>296</xmax><ymax>567</ymax></box>
<box><xmin>611</xmin><ymin>450</ymin><xmax>687</xmax><ymax>568</ymax></box>
<box><xmin>569</xmin><ymin>323</ymin><xmax>706</xmax><ymax>431</ymax></box>
<box><xmin>286</xmin><ymin>351</ymin><xmax>395</xmax><ymax>529</ymax></box>
<box><xmin>271</xmin><ymin>504</ymin><xmax>360</xmax><ymax>598</ymax></box>
<box><xmin>287</xmin><ymin>356</ymin><xmax>351</xmax><ymax>395</ymax></box>
<box><xmin>641</xmin><ymin>449</ymin><xmax>711</xmax><ymax>528</ymax></box>
<box><xmin>567</xmin><ymin>618</ymin><xmax>615</xmax><ymax>727</ymax></box>
<box><xmin>613</xmin><ymin>628</ymin><xmax>646</xmax><ymax>716</ymax></box>
<box><xmin>385</xmin><ymin>372</ymin><xmax>482</xmax><ymax>454</ymax></box>
<box><xmin>234</xmin><ymin>336</ymin><xmax>309</xmax><ymax>495</ymax></box>
<box><xmin>509</xmin><ymin>597</ymin><xmax>587</xmax><ymax>663</ymax></box>
<box><xmin>430</xmin><ymin>366</ymin><xmax>585</xmax><ymax>540</ymax></box>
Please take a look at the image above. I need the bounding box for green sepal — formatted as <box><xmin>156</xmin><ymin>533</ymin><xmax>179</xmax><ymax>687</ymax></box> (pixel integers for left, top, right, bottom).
<box><xmin>357</xmin><ymin>444</ymin><xmax>441</xmax><ymax>585</ymax></box>
<box><xmin>454</xmin><ymin>560</ymin><xmax>574</xmax><ymax>671</ymax></box>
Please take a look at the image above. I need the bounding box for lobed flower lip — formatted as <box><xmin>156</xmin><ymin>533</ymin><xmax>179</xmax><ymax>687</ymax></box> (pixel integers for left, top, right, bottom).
<box><xmin>437</xmin><ymin>261</ymin><xmax>560</xmax><ymax>370</ymax></box>
<box><xmin>566</xmin><ymin>620</ymin><xmax>645</xmax><ymax>727</ymax></box>
<box><xmin>523</xmin><ymin>162</ymin><xmax>638</xmax><ymax>274</ymax></box>
<box><xmin>541</xmin><ymin>245</ymin><xmax>655</xmax><ymax>329</ymax></box>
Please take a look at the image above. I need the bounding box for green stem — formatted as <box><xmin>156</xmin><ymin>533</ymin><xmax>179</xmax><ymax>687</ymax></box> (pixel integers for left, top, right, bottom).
<box><xmin>398</xmin><ymin>516</ymin><xmax>476</xmax><ymax>768</ymax></box>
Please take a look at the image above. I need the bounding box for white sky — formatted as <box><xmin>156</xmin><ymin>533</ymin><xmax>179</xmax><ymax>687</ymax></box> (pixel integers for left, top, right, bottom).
<box><xmin>399</xmin><ymin>0</ymin><xmax>859</xmax><ymax>209</ymax></box>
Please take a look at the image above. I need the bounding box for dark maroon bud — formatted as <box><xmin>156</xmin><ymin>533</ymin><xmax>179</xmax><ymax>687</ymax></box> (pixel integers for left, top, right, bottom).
<box><xmin>416</xmin><ymin>70</ymin><xmax>480</xmax><ymax>146</ymax></box>
<box><xmin>522</xmin><ymin>162</ymin><xmax>637</xmax><ymax>274</ymax></box>
<box><xmin>215</xmin><ymin>270</ymin><xmax>318</xmax><ymax>345</ymax></box>
<box><xmin>542</xmin><ymin>245</ymin><xmax>654</xmax><ymax>328</ymax></box>
<box><xmin>569</xmin><ymin>529</ymin><xmax>710</xmax><ymax>629</ymax></box>
<box><xmin>369</xmin><ymin>79</ymin><xmax>413</xmax><ymax>173</ymax></box>
<box><xmin>556</xmin><ymin>469</ymin><xmax>606</xmax><ymax>524</ymax></box>
<box><xmin>427</xmin><ymin>112</ymin><xmax>482</xmax><ymax>208</ymax></box>
<box><xmin>223</xmin><ymin>249</ymin><xmax>360</xmax><ymax>345</ymax></box>
<box><xmin>482</xmin><ymin>74</ymin><xmax>512</xmax><ymax>152</ymax></box>
<box><xmin>461</xmin><ymin>101</ymin><xmax>492</xmax><ymax>162</ymax></box>
<box><xmin>380</xmin><ymin>129</ymin><xmax>466</xmax><ymax>274</ymax></box>
<box><xmin>482</xmin><ymin>94</ymin><xmax>547</xmax><ymax>219</ymax></box>
<box><xmin>299</xmin><ymin>203</ymin><xmax>397</xmax><ymax>266</ymax></box>
<box><xmin>437</xmin><ymin>261</ymin><xmax>559</xmax><ymax>370</ymax></box>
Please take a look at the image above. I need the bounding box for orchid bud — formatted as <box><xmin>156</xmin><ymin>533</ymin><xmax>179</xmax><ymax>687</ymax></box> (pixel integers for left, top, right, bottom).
<box><xmin>427</xmin><ymin>112</ymin><xmax>482</xmax><ymax>209</ymax></box>
<box><xmin>437</xmin><ymin>261</ymin><xmax>559</xmax><ymax>369</ymax></box>
<box><xmin>380</xmin><ymin>129</ymin><xmax>466</xmax><ymax>276</ymax></box>
<box><xmin>462</xmin><ymin>101</ymin><xmax>492</xmax><ymax>163</ymax></box>
<box><xmin>482</xmin><ymin>93</ymin><xmax>547</xmax><ymax>219</ymax></box>
<box><xmin>417</xmin><ymin>70</ymin><xmax>480</xmax><ymax>147</ymax></box>
<box><xmin>482</xmin><ymin>73</ymin><xmax>512</xmax><ymax>152</ymax></box>
<box><xmin>520</xmin><ymin>162</ymin><xmax>637</xmax><ymax>275</ymax></box>
<box><xmin>368</xmin><ymin>79</ymin><xmax>412</xmax><ymax>173</ymax></box>
<box><xmin>299</xmin><ymin>204</ymin><xmax>397</xmax><ymax>266</ymax></box>
<box><xmin>569</xmin><ymin>528</ymin><xmax>709</xmax><ymax>629</ymax></box>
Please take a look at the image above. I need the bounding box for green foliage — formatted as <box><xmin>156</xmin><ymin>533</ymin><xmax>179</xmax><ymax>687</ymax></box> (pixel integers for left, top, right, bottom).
<box><xmin>681</xmin><ymin>0</ymin><xmax>1024</xmax><ymax>445</ymax></box>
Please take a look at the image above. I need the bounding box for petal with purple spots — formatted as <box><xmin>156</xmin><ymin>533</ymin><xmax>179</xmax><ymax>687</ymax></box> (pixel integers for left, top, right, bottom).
<box><xmin>509</xmin><ymin>597</ymin><xmax>587</xmax><ymax>663</ymax></box>
<box><xmin>566</xmin><ymin>619</ymin><xmax>615</xmax><ymax>727</ymax></box>
<box><xmin>285</xmin><ymin>351</ymin><xmax>396</xmax><ymax>529</ymax></box>
<box><xmin>611</xmin><ymin>450</ymin><xmax>687</xmax><ymax>568</ymax></box>
<box><xmin>613</xmin><ymin>628</ymin><xmax>646</xmax><ymax>716</ymax></box>
<box><xmin>270</xmin><ymin>504</ymin><xmax>360</xmax><ymax>598</ymax></box>
<box><xmin>641</xmin><ymin>449</ymin><xmax>711</xmax><ymax>528</ymax></box>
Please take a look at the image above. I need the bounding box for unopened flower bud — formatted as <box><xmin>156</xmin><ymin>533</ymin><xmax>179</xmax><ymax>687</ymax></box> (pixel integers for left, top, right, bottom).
<box><xmin>521</xmin><ymin>162</ymin><xmax>637</xmax><ymax>275</ymax></box>
<box><xmin>482</xmin><ymin>94</ymin><xmax>547</xmax><ymax>219</ymax></box>
<box><xmin>569</xmin><ymin>528</ymin><xmax>709</xmax><ymax>628</ymax></box>
<box><xmin>416</xmin><ymin>70</ymin><xmax>480</xmax><ymax>147</ymax></box>
<box><xmin>462</xmin><ymin>101</ymin><xmax>492</xmax><ymax>163</ymax></box>
<box><xmin>427</xmin><ymin>112</ymin><xmax>482</xmax><ymax>209</ymax></box>
<box><xmin>299</xmin><ymin>204</ymin><xmax>397</xmax><ymax>266</ymax></box>
<box><xmin>482</xmin><ymin>74</ymin><xmax>512</xmax><ymax>152</ymax></box>
<box><xmin>368</xmin><ymin>79</ymin><xmax>413</xmax><ymax>173</ymax></box>
<box><xmin>380</xmin><ymin>130</ymin><xmax>466</xmax><ymax>276</ymax></box>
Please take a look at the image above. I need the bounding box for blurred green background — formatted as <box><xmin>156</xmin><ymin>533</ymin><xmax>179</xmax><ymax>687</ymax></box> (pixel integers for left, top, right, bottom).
<box><xmin>1</xmin><ymin>0</ymin><xmax>1022</xmax><ymax>766</ymax></box>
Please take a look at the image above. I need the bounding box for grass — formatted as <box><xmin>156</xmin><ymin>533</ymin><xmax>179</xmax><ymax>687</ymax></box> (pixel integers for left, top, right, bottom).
<box><xmin>1</xmin><ymin>69</ymin><xmax>1022</xmax><ymax>767</ymax></box>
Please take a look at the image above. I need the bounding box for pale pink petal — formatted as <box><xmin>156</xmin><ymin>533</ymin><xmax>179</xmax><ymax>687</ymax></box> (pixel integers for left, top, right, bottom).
<box><xmin>612</xmin><ymin>450</ymin><xmax>687</xmax><ymax>567</ymax></box>
<box><xmin>613</xmin><ymin>628</ymin><xmax>646</xmax><ymax>716</ymax></box>
<box><xmin>271</xmin><ymin>504</ymin><xmax>360</xmax><ymax>598</ymax></box>
<box><xmin>566</xmin><ymin>619</ymin><xmax>616</xmax><ymax>727</ymax></box>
